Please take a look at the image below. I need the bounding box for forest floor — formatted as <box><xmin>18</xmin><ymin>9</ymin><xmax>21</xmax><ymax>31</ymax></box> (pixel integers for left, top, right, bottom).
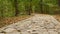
<box><xmin>0</xmin><ymin>14</ymin><xmax>60</xmax><ymax>28</ymax></box>
<box><xmin>53</xmin><ymin>15</ymin><xmax>60</xmax><ymax>22</ymax></box>
<box><xmin>0</xmin><ymin>15</ymin><xmax>32</xmax><ymax>28</ymax></box>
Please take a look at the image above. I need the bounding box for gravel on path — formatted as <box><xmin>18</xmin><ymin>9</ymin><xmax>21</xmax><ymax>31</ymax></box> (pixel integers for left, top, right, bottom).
<box><xmin>0</xmin><ymin>14</ymin><xmax>60</xmax><ymax>34</ymax></box>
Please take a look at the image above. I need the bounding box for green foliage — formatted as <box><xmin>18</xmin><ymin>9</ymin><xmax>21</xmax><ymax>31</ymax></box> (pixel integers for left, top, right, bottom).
<box><xmin>0</xmin><ymin>0</ymin><xmax>15</xmax><ymax>17</ymax></box>
<box><xmin>0</xmin><ymin>0</ymin><xmax>59</xmax><ymax>17</ymax></box>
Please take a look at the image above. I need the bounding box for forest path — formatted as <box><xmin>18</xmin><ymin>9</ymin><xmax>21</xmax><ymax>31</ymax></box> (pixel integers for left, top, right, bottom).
<box><xmin>0</xmin><ymin>14</ymin><xmax>60</xmax><ymax>34</ymax></box>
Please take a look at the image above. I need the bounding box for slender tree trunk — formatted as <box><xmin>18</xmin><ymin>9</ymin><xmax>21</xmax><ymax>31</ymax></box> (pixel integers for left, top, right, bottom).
<box><xmin>28</xmin><ymin>4</ymin><xmax>32</xmax><ymax>15</ymax></box>
<box><xmin>14</xmin><ymin>0</ymin><xmax>19</xmax><ymax>16</ymax></box>
<box><xmin>58</xmin><ymin>0</ymin><xmax>60</xmax><ymax>6</ymax></box>
<box><xmin>28</xmin><ymin>0</ymin><xmax>32</xmax><ymax>15</ymax></box>
<box><xmin>40</xmin><ymin>0</ymin><xmax>43</xmax><ymax>13</ymax></box>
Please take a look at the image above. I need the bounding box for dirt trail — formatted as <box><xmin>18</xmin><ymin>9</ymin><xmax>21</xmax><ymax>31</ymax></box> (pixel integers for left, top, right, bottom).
<box><xmin>0</xmin><ymin>14</ymin><xmax>60</xmax><ymax>34</ymax></box>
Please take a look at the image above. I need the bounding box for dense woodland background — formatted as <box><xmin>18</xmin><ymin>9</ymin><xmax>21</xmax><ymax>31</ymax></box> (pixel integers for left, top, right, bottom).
<box><xmin>0</xmin><ymin>0</ymin><xmax>60</xmax><ymax>17</ymax></box>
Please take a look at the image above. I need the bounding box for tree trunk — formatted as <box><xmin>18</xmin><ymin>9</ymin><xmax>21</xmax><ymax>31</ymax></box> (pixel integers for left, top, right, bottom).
<box><xmin>40</xmin><ymin>0</ymin><xmax>43</xmax><ymax>13</ymax></box>
<box><xmin>28</xmin><ymin>0</ymin><xmax>32</xmax><ymax>15</ymax></box>
<box><xmin>14</xmin><ymin>0</ymin><xmax>19</xmax><ymax>16</ymax></box>
<box><xmin>58</xmin><ymin>0</ymin><xmax>60</xmax><ymax>6</ymax></box>
<box><xmin>28</xmin><ymin>5</ymin><xmax>32</xmax><ymax>15</ymax></box>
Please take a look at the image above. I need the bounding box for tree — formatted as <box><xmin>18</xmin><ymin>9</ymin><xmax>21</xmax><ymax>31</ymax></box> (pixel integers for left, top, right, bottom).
<box><xmin>58</xmin><ymin>0</ymin><xmax>60</xmax><ymax>6</ymax></box>
<box><xmin>28</xmin><ymin>0</ymin><xmax>32</xmax><ymax>15</ymax></box>
<box><xmin>40</xmin><ymin>0</ymin><xmax>44</xmax><ymax>13</ymax></box>
<box><xmin>14</xmin><ymin>0</ymin><xmax>19</xmax><ymax>16</ymax></box>
<box><xmin>25</xmin><ymin>0</ymin><xmax>32</xmax><ymax>15</ymax></box>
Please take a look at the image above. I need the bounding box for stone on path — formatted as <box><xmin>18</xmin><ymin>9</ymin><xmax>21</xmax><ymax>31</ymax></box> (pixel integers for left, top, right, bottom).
<box><xmin>0</xmin><ymin>14</ymin><xmax>60</xmax><ymax>34</ymax></box>
<box><xmin>0</xmin><ymin>33</ymin><xmax>4</xmax><ymax>34</ymax></box>
<box><xmin>3</xmin><ymin>28</ymin><xmax>16</xmax><ymax>32</ymax></box>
